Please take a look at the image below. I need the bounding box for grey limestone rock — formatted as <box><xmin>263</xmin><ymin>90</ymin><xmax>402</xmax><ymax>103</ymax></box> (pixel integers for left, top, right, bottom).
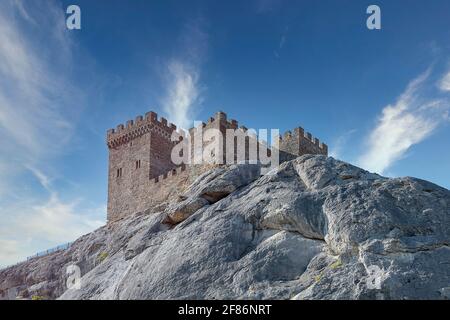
<box><xmin>1</xmin><ymin>155</ymin><xmax>448</xmax><ymax>300</ymax></box>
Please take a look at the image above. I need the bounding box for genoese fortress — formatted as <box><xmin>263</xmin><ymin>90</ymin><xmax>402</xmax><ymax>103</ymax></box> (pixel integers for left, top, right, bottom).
<box><xmin>106</xmin><ymin>110</ymin><xmax>327</xmax><ymax>223</ymax></box>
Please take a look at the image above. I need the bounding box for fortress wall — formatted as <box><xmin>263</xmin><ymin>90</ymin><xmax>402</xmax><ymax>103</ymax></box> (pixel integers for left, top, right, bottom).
<box><xmin>149</xmin><ymin>126</ymin><xmax>177</xmax><ymax>179</ymax></box>
<box><xmin>279</xmin><ymin>127</ymin><xmax>328</xmax><ymax>160</ymax></box>
<box><xmin>107</xmin><ymin>110</ymin><xmax>328</xmax><ymax>224</ymax></box>
<box><xmin>108</xmin><ymin>164</ymin><xmax>216</xmax><ymax>223</ymax></box>
<box><xmin>189</xmin><ymin>111</ymin><xmax>267</xmax><ymax>164</ymax></box>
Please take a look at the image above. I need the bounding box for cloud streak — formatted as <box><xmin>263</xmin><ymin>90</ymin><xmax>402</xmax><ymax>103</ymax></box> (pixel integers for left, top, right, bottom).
<box><xmin>0</xmin><ymin>0</ymin><xmax>102</xmax><ymax>267</ymax></box>
<box><xmin>162</xmin><ymin>61</ymin><xmax>201</xmax><ymax>129</ymax></box>
<box><xmin>329</xmin><ymin>129</ymin><xmax>357</xmax><ymax>159</ymax></box>
<box><xmin>0</xmin><ymin>0</ymin><xmax>78</xmax><ymax>159</ymax></box>
<box><xmin>0</xmin><ymin>168</ymin><xmax>104</xmax><ymax>267</ymax></box>
<box><xmin>161</xmin><ymin>18</ymin><xmax>207</xmax><ymax>129</ymax></box>
<box><xmin>439</xmin><ymin>70</ymin><xmax>450</xmax><ymax>92</ymax></box>
<box><xmin>358</xmin><ymin>69</ymin><xmax>450</xmax><ymax>174</ymax></box>
<box><xmin>19</xmin><ymin>193</ymin><xmax>104</xmax><ymax>244</ymax></box>
<box><xmin>0</xmin><ymin>239</ymin><xmax>23</xmax><ymax>268</ymax></box>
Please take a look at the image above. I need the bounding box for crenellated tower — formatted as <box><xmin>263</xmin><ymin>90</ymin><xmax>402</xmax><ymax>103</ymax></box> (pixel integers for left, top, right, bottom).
<box><xmin>106</xmin><ymin>111</ymin><xmax>179</xmax><ymax>222</ymax></box>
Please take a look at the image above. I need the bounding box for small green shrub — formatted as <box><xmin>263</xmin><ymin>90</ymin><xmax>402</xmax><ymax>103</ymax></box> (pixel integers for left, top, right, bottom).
<box><xmin>330</xmin><ymin>259</ymin><xmax>342</xmax><ymax>270</ymax></box>
<box><xmin>314</xmin><ymin>273</ymin><xmax>323</xmax><ymax>283</ymax></box>
<box><xmin>97</xmin><ymin>251</ymin><xmax>108</xmax><ymax>263</ymax></box>
<box><xmin>31</xmin><ymin>295</ymin><xmax>45</xmax><ymax>300</ymax></box>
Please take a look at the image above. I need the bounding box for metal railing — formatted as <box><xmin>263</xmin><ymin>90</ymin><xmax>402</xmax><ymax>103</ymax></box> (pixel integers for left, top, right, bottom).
<box><xmin>26</xmin><ymin>242</ymin><xmax>73</xmax><ymax>261</ymax></box>
<box><xmin>0</xmin><ymin>242</ymin><xmax>73</xmax><ymax>271</ymax></box>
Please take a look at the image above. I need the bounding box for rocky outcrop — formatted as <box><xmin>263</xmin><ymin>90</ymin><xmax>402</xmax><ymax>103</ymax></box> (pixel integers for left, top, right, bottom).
<box><xmin>1</xmin><ymin>155</ymin><xmax>449</xmax><ymax>300</ymax></box>
<box><xmin>0</xmin><ymin>227</ymin><xmax>109</xmax><ymax>300</ymax></box>
<box><xmin>165</xmin><ymin>164</ymin><xmax>261</xmax><ymax>223</ymax></box>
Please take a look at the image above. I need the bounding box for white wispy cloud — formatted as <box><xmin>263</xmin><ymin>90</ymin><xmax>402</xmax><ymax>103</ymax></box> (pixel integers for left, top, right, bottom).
<box><xmin>11</xmin><ymin>0</ymin><xmax>37</xmax><ymax>25</ymax></box>
<box><xmin>358</xmin><ymin>69</ymin><xmax>450</xmax><ymax>174</ymax></box>
<box><xmin>0</xmin><ymin>0</ymin><xmax>77</xmax><ymax>159</ymax></box>
<box><xmin>0</xmin><ymin>198</ymin><xmax>104</xmax><ymax>267</ymax></box>
<box><xmin>274</xmin><ymin>25</ymin><xmax>289</xmax><ymax>59</ymax></box>
<box><xmin>161</xmin><ymin>19</ymin><xmax>207</xmax><ymax>129</ymax></box>
<box><xmin>25</xmin><ymin>165</ymin><xmax>53</xmax><ymax>191</ymax></box>
<box><xmin>439</xmin><ymin>70</ymin><xmax>450</xmax><ymax>92</ymax></box>
<box><xmin>0</xmin><ymin>0</ymin><xmax>103</xmax><ymax>267</ymax></box>
<box><xmin>0</xmin><ymin>239</ymin><xmax>23</xmax><ymax>267</ymax></box>
<box><xmin>0</xmin><ymin>168</ymin><xmax>104</xmax><ymax>267</ymax></box>
<box><xmin>162</xmin><ymin>61</ymin><xmax>201</xmax><ymax>129</ymax></box>
<box><xmin>329</xmin><ymin>129</ymin><xmax>357</xmax><ymax>159</ymax></box>
<box><xmin>19</xmin><ymin>193</ymin><xmax>104</xmax><ymax>244</ymax></box>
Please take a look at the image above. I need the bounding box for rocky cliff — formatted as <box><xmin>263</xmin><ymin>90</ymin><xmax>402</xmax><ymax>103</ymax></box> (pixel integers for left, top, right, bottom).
<box><xmin>1</xmin><ymin>155</ymin><xmax>449</xmax><ymax>300</ymax></box>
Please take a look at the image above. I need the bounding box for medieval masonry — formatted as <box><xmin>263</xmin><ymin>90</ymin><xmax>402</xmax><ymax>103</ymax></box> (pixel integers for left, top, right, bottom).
<box><xmin>106</xmin><ymin>111</ymin><xmax>328</xmax><ymax>223</ymax></box>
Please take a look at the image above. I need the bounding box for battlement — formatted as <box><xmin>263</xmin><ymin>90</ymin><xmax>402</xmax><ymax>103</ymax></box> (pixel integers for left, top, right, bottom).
<box><xmin>107</xmin><ymin>111</ymin><xmax>178</xmax><ymax>148</ymax></box>
<box><xmin>279</xmin><ymin>127</ymin><xmax>328</xmax><ymax>153</ymax></box>
<box><xmin>152</xmin><ymin>164</ymin><xmax>187</xmax><ymax>183</ymax></box>
<box><xmin>189</xmin><ymin>111</ymin><xmax>239</xmax><ymax>135</ymax></box>
<box><xmin>279</xmin><ymin>126</ymin><xmax>328</xmax><ymax>158</ymax></box>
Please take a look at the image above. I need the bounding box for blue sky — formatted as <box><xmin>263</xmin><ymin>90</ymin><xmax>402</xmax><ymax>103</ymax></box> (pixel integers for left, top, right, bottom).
<box><xmin>0</xmin><ymin>0</ymin><xmax>449</xmax><ymax>266</ymax></box>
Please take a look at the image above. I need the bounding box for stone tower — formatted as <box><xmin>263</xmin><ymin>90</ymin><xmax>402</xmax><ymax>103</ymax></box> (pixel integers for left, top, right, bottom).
<box><xmin>106</xmin><ymin>111</ymin><xmax>178</xmax><ymax>222</ymax></box>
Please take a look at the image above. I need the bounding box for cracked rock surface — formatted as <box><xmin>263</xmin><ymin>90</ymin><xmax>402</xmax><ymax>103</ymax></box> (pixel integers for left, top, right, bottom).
<box><xmin>1</xmin><ymin>155</ymin><xmax>449</xmax><ymax>300</ymax></box>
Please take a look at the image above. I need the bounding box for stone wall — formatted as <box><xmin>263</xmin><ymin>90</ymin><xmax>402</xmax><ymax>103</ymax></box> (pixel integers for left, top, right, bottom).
<box><xmin>279</xmin><ymin>127</ymin><xmax>327</xmax><ymax>162</ymax></box>
<box><xmin>108</xmin><ymin>164</ymin><xmax>215</xmax><ymax>223</ymax></box>
<box><xmin>188</xmin><ymin>111</ymin><xmax>269</xmax><ymax>165</ymax></box>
